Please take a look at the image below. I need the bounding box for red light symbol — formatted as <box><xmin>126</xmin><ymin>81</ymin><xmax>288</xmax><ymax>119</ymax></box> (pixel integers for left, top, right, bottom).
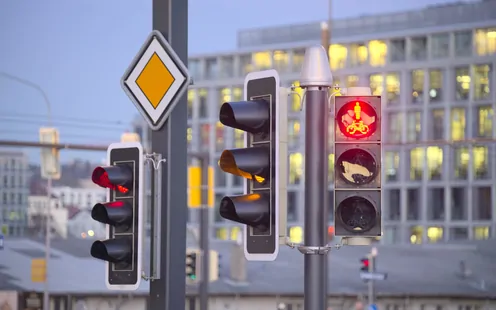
<box><xmin>337</xmin><ymin>100</ymin><xmax>377</xmax><ymax>139</ymax></box>
<box><xmin>92</xmin><ymin>168</ymin><xmax>129</xmax><ymax>194</ymax></box>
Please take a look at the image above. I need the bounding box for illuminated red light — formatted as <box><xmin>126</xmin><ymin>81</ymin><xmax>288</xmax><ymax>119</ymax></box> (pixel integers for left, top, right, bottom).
<box><xmin>107</xmin><ymin>201</ymin><xmax>125</xmax><ymax>208</ymax></box>
<box><xmin>92</xmin><ymin>167</ymin><xmax>129</xmax><ymax>194</ymax></box>
<box><xmin>336</xmin><ymin>100</ymin><xmax>378</xmax><ymax>139</ymax></box>
<box><xmin>362</xmin><ymin>259</ymin><xmax>369</xmax><ymax>267</ymax></box>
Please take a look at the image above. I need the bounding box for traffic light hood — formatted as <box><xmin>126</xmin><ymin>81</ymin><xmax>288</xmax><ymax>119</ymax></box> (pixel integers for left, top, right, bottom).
<box><xmin>91</xmin><ymin>202</ymin><xmax>133</xmax><ymax>228</ymax></box>
<box><xmin>92</xmin><ymin>165</ymin><xmax>133</xmax><ymax>193</ymax></box>
<box><xmin>90</xmin><ymin>238</ymin><xmax>132</xmax><ymax>264</ymax></box>
<box><xmin>219</xmin><ymin>147</ymin><xmax>269</xmax><ymax>182</ymax></box>
<box><xmin>219</xmin><ymin>194</ymin><xmax>270</xmax><ymax>229</ymax></box>
<box><xmin>219</xmin><ymin>100</ymin><xmax>270</xmax><ymax>134</ymax></box>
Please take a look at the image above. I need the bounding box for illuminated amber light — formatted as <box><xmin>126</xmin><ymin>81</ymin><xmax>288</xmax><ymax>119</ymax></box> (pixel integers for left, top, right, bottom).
<box><xmin>337</xmin><ymin>100</ymin><xmax>378</xmax><ymax>139</ymax></box>
<box><xmin>218</xmin><ymin>151</ymin><xmax>265</xmax><ymax>183</ymax></box>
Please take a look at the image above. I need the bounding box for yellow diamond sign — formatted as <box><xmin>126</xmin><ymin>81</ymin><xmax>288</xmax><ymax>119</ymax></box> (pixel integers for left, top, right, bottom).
<box><xmin>122</xmin><ymin>30</ymin><xmax>190</xmax><ymax>130</ymax></box>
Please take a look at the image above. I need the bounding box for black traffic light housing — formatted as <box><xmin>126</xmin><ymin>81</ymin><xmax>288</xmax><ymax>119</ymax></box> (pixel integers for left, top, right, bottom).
<box><xmin>360</xmin><ymin>257</ymin><xmax>370</xmax><ymax>272</ymax></box>
<box><xmin>90</xmin><ymin>142</ymin><xmax>144</xmax><ymax>290</ymax></box>
<box><xmin>218</xmin><ymin>69</ymin><xmax>287</xmax><ymax>261</ymax></box>
<box><xmin>186</xmin><ymin>251</ymin><xmax>198</xmax><ymax>281</ymax></box>
<box><xmin>334</xmin><ymin>95</ymin><xmax>382</xmax><ymax>237</ymax></box>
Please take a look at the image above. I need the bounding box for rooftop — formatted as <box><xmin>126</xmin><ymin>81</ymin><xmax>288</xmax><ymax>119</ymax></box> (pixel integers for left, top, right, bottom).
<box><xmin>1</xmin><ymin>237</ymin><xmax>496</xmax><ymax>297</ymax></box>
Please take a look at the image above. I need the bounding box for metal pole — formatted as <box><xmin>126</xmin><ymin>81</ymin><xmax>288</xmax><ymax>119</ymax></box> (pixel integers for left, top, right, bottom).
<box><xmin>199</xmin><ymin>156</ymin><xmax>210</xmax><ymax>310</ymax></box>
<box><xmin>149</xmin><ymin>0</ymin><xmax>188</xmax><ymax>309</ymax></box>
<box><xmin>43</xmin><ymin>176</ymin><xmax>52</xmax><ymax>310</ymax></box>
<box><xmin>0</xmin><ymin>140</ymin><xmax>107</xmax><ymax>151</ymax></box>
<box><xmin>300</xmin><ymin>46</ymin><xmax>332</xmax><ymax>310</ymax></box>
<box><xmin>368</xmin><ymin>248</ymin><xmax>377</xmax><ymax>306</ymax></box>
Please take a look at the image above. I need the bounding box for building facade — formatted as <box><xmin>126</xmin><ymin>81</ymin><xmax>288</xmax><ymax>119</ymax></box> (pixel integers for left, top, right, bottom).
<box><xmin>0</xmin><ymin>150</ymin><xmax>30</xmax><ymax>237</ymax></box>
<box><xmin>51</xmin><ymin>184</ymin><xmax>105</xmax><ymax>210</ymax></box>
<box><xmin>27</xmin><ymin>195</ymin><xmax>67</xmax><ymax>239</ymax></box>
<box><xmin>136</xmin><ymin>0</ymin><xmax>496</xmax><ymax>244</ymax></box>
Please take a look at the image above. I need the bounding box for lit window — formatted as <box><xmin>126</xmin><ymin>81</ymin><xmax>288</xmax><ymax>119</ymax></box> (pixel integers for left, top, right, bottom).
<box><xmin>384</xmin><ymin>151</ymin><xmax>400</xmax><ymax>182</ymax></box>
<box><xmin>426</xmin><ymin>146</ymin><xmax>443</xmax><ymax>180</ymax></box>
<box><xmin>369</xmin><ymin>74</ymin><xmax>383</xmax><ymax>96</ymax></box>
<box><xmin>327</xmin><ymin>153</ymin><xmax>335</xmax><ymax>184</ymax></box>
<box><xmin>451</xmin><ymin>108</ymin><xmax>466</xmax><ymax>141</ymax></box>
<box><xmin>230</xmin><ymin>227</ymin><xmax>241</xmax><ymax>241</ymax></box>
<box><xmin>291</xmin><ymin>81</ymin><xmax>303</xmax><ymax>112</ymax></box>
<box><xmin>215</xmin><ymin>122</ymin><xmax>225</xmax><ymax>152</ymax></box>
<box><xmin>368</xmin><ymin>40</ymin><xmax>387</xmax><ymax>67</ymax></box>
<box><xmin>455</xmin><ymin>67</ymin><xmax>470</xmax><ymax>101</ymax></box>
<box><xmin>219</xmin><ymin>88</ymin><xmax>232</xmax><ymax>107</ymax></box>
<box><xmin>329</xmin><ymin>44</ymin><xmax>347</xmax><ymax>70</ymax></box>
<box><xmin>410</xmin><ymin>226</ymin><xmax>423</xmax><ymax>244</ymax></box>
<box><xmin>406</xmin><ymin>111</ymin><xmax>421</xmax><ymax>142</ymax></box>
<box><xmin>289</xmin><ymin>153</ymin><xmax>303</xmax><ymax>184</ymax></box>
<box><xmin>346</xmin><ymin>75</ymin><xmax>359</xmax><ymax>88</ymax></box>
<box><xmin>429</xmin><ymin>69</ymin><xmax>443</xmax><ymax>102</ymax></box>
<box><xmin>473</xmin><ymin>146</ymin><xmax>489</xmax><ymax>179</ymax></box>
<box><xmin>233</xmin><ymin>87</ymin><xmax>243</xmax><ymax>101</ymax></box>
<box><xmin>475</xmin><ymin>28</ymin><xmax>496</xmax><ymax>56</ymax></box>
<box><xmin>292</xmin><ymin>49</ymin><xmax>305</xmax><ymax>72</ymax></box>
<box><xmin>252</xmin><ymin>51</ymin><xmax>271</xmax><ymax>70</ymax></box>
<box><xmin>409</xmin><ymin>148</ymin><xmax>424</xmax><ymax>181</ymax></box>
<box><xmin>216</xmin><ymin>228</ymin><xmax>228</xmax><ymax>239</ymax></box>
<box><xmin>427</xmin><ymin>227</ymin><xmax>444</xmax><ymax>243</ymax></box>
<box><xmin>273</xmin><ymin>50</ymin><xmax>289</xmax><ymax>72</ymax></box>
<box><xmin>453</xmin><ymin>147</ymin><xmax>469</xmax><ymax>180</ymax></box>
<box><xmin>476</xmin><ymin>106</ymin><xmax>493</xmax><ymax>138</ymax></box>
<box><xmin>411</xmin><ymin>70</ymin><xmax>424</xmax><ymax>104</ymax></box>
<box><xmin>473</xmin><ymin>64</ymin><xmax>492</xmax><ymax>101</ymax></box>
<box><xmin>234</xmin><ymin>129</ymin><xmax>244</xmax><ymax>148</ymax></box>
<box><xmin>289</xmin><ymin>226</ymin><xmax>303</xmax><ymax>243</ymax></box>
<box><xmin>187</xmin><ymin>89</ymin><xmax>195</xmax><ymax>118</ymax></box>
<box><xmin>473</xmin><ymin>226</ymin><xmax>490</xmax><ymax>240</ymax></box>
<box><xmin>386</xmin><ymin>73</ymin><xmax>400</xmax><ymax>104</ymax></box>
<box><xmin>186</xmin><ymin>127</ymin><xmax>192</xmax><ymax>145</ymax></box>
<box><xmin>349</xmin><ymin>43</ymin><xmax>367</xmax><ymax>67</ymax></box>
<box><xmin>288</xmin><ymin>120</ymin><xmax>300</xmax><ymax>148</ymax></box>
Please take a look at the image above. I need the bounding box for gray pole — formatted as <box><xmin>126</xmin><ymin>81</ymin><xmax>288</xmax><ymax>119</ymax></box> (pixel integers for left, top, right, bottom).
<box><xmin>368</xmin><ymin>249</ymin><xmax>377</xmax><ymax>306</ymax></box>
<box><xmin>149</xmin><ymin>0</ymin><xmax>188</xmax><ymax>309</ymax></box>
<box><xmin>299</xmin><ymin>45</ymin><xmax>333</xmax><ymax>310</ymax></box>
<box><xmin>43</xmin><ymin>177</ymin><xmax>52</xmax><ymax>310</ymax></box>
<box><xmin>199</xmin><ymin>156</ymin><xmax>210</xmax><ymax>310</ymax></box>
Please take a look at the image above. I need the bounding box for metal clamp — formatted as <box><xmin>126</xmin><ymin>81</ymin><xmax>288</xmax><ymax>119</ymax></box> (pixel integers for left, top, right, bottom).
<box><xmin>141</xmin><ymin>271</ymin><xmax>157</xmax><ymax>281</ymax></box>
<box><xmin>145</xmin><ymin>153</ymin><xmax>167</xmax><ymax>170</ymax></box>
<box><xmin>284</xmin><ymin>236</ymin><xmax>344</xmax><ymax>255</ymax></box>
<box><xmin>327</xmin><ymin>84</ymin><xmax>342</xmax><ymax>111</ymax></box>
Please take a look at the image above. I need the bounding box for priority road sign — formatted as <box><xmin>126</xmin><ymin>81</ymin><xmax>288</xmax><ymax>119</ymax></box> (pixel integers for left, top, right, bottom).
<box><xmin>121</xmin><ymin>30</ymin><xmax>191</xmax><ymax>131</ymax></box>
<box><xmin>360</xmin><ymin>272</ymin><xmax>388</xmax><ymax>281</ymax></box>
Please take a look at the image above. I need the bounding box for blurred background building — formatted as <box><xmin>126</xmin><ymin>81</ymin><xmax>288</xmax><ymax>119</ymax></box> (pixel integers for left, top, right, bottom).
<box><xmin>134</xmin><ymin>0</ymin><xmax>496</xmax><ymax>245</ymax></box>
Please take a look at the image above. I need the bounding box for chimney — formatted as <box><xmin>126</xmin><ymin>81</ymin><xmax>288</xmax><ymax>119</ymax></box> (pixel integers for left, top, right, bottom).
<box><xmin>229</xmin><ymin>242</ymin><xmax>247</xmax><ymax>282</ymax></box>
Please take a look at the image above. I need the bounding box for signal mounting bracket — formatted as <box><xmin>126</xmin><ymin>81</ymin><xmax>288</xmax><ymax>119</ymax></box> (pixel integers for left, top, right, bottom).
<box><xmin>142</xmin><ymin>152</ymin><xmax>167</xmax><ymax>281</ymax></box>
<box><xmin>289</xmin><ymin>84</ymin><xmax>341</xmax><ymax>112</ymax></box>
<box><xmin>284</xmin><ymin>237</ymin><xmax>345</xmax><ymax>255</ymax></box>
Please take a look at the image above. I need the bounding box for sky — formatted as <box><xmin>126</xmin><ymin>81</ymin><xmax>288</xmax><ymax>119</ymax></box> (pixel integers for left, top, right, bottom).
<box><xmin>0</xmin><ymin>0</ymin><xmax>475</xmax><ymax>164</ymax></box>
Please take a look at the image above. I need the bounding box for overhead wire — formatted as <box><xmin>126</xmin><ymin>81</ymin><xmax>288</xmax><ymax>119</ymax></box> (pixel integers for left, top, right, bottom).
<box><xmin>0</xmin><ymin>116</ymin><xmax>129</xmax><ymax>131</ymax></box>
<box><xmin>0</xmin><ymin>111</ymin><xmax>128</xmax><ymax>127</ymax></box>
<box><xmin>1</xmin><ymin>128</ymin><xmax>118</xmax><ymax>143</ymax></box>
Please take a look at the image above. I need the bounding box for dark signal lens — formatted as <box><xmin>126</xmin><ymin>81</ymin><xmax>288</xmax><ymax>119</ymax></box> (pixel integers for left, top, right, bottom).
<box><xmin>336</xmin><ymin>148</ymin><xmax>378</xmax><ymax>185</ymax></box>
<box><xmin>336</xmin><ymin>100</ymin><xmax>378</xmax><ymax>139</ymax></box>
<box><xmin>337</xmin><ymin>196</ymin><xmax>377</xmax><ymax>233</ymax></box>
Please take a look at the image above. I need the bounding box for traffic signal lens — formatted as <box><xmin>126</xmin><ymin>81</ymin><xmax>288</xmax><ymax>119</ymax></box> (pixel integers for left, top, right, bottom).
<box><xmin>219</xmin><ymin>100</ymin><xmax>270</xmax><ymax>134</ymax></box>
<box><xmin>218</xmin><ymin>147</ymin><xmax>269</xmax><ymax>183</ymax></box>
<box><xmin>336</xmin><ymin>100</ymin><xmax>378</xmax><ymax>139</ymax></box>
<box><xmin>362</xmin><ymin>259</ymin><xmax>369</xmax><ymax>267</ymax></box>
<box><xmin>336</xmin><ymin>148</ymin><xmax>378</xmax><ymax>185</ymax></box>
<box><xmin>219</xmin><ymin>193</ymin><xmax>269</xmax><ymax>228</ymax></box>
<box><xmin>92</xmin><ymin>166</ymin><xmax>131</xmax><ymax>193</ymax></box>
<box><xmin>337</xmin><ymin>196</ymin><xmax>377</xmax><ymax>233</ymax></box>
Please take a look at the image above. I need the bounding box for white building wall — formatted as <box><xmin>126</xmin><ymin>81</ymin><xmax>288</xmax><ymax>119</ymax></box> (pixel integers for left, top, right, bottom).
<box><xmin>67</xmin><ymin>211</ymin><xmax>105</xmax><ymax>239</ymax></box>
<box><xmin>27</xmin><ymin>195</ymin><xmax>67</xmax><ymax>239</ymax></box>
<box><xmin>52</xmin><ymin>186</ymin><xmax>105</xmax><ymax>209</ymax></box>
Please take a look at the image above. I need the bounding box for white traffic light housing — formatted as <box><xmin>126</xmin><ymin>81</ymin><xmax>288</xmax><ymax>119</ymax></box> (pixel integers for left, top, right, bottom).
<box><xmin>90</xmin><ymin>142</ymin><xmax>144</xmax><ymax>291</ymax></box>
<box><xmin>334</xmin><ymin>96</ymin><xmax>382</xmax><ymax>237</ymax></box>
<box><xmin>218</xmin><ymin>69</ymin><xmax>287</xmax><ymax>261</ymax></box>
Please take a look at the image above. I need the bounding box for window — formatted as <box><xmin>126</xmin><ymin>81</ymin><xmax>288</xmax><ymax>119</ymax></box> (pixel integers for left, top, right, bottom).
<box><xmin>406</xmin><ymin>189</ymin><xmax>420</xmax><ymax>220</ymax></box>
<box><xmin>450</xmin><ymin>227</ymin><xmax>468</xmax><ymax>240</ymax></box>
<box><xmin>410</xmin><ymin>225</ymin><xmax>423</xmax><ymax>243</ymax></box>
<box><xmin>273</xmin><ymin>50</ymin><xmax>289</xmax><ymax>73</ymax></box>
<box><xmin>252</xmin><ymin>51</ymin><xmax>271</xmax><ymax>70</ymax></box>
<box><xmin>474</xmin><ymin>226</ymin><xmax>491</xmax><ymax>240</ymax></box>
<box><xmin>455</xmin><ymin>67</ymin><xmax>470</xmax><ymax>101</ymax></box>
<box><xmin>218</xmin><ymin>87</ymin><xmax>232</xmax><ymax>108</ymax></box>
<box><xmin>406</xmin><ymin>111</ymin><xmax>421</xmax><ymax>142</ymax></box>
<box><xmin>349</xmin><ymin>43</ymin><xmax>367</xmax><ymax>67</ymax></box>
<box><xmin>427</xmin><ymin>226</ymin><xmax>444</xmax><ymax>243</ymax></box>
<box><xmin>187</xmin><ymin>89</ymin><xmax>195</xmax><ymax>118</ymax></box>
<box><xmin>186</xmin><ymin>127</ymin><xmax>192</xmax><ymax>149</ymax></box>
<box><xmin>386</xmin><ymin>112</ymin><xmax>402</xmax><ymax>142</ymax></box>
<box><xmin>451</xmin><ymin>187</ymin><xmax>468</xmax><ymax>220</ymax></box>
<box><xmin>409</xmin><ymin>148</ymin><xmax>423</xmax><ymax>181</ymax></box>
<box><xmin>475</xmin><ymin>28</ymin><xmax>496</xmax><ymax>56</ymax></box>
<box><xmin>288</xmin><ymin>120</ymin><xmax>301</xmax><ymax>149</ymax></box>
<box><xmin>233</xmin><ymin>87</ymin><xmax>242</xmax><ymax>101</ymax></box>
<box><xmin>368</xmin><ymin>40</ymin><xmax>387</xmax><ymax>67</ymax></box>
<box><xmin>287</xmin><ymin>191</ymin><xmax>297</xmax><ymax>221</ymax></box>
<box><xmin>233</xmin><ymin>129</ymin><xmax>244</xmax><ymax>148</ymax></box>
<box><xmin>198</xmin><ymin>89</ymin><xmax>208</xmax><ymax>118</ymax></box>
<box><xmin>429</xmin><ymin>69</ymin><xmax>443</xmax><ymax>102</ymax></box>
<box><xmin>451</xmin><ymin>108</ymin><xmax>466</xmax><ymax>141</ymax></box>
<box><xmin>473</xmin><ymin>64</ymin><xmax>492</xmax><ymax>101</ymax></box>
<box><xmin>475</xmin><ymin>105</ymin><xmax>493</xmax><ymax>138</ymax></box>
<box><xmin>386</xmin><ymin>189</ymin><xmax>401</xmax><ymax>220</ymax></box>
<box><xmin>239</xmin><ymin>54</ymin><xmax>252</xmax><ymax>75</ymax></box>
<box><xmin>473</xmin><ymin>146</ymin><xmax>490</xmax><ymax>179</ymax></box>
<box><xmin>292</xmin><ymin>49</ymin><xmax>305</xmax><ymax>72</ymax></box>
<box><xmin>431</xmin><ymin>33</ymin><xmax>450</xmax><ymax>58</ymax></box>
<box><xmin>426</xmin><ymin>146</ymin><xmax>443</xmax><ymax>180</ymax></box>
<box><xmin>346</xmin><ymin>75</ymin><xmax>359</xmax><ymax>88</ymax></box>
<box><xmin>205</xmin><ymin>58</ymin><xmax>218</xmax><ymax>79</ymax></box>
<box><xmin>369</xmin><ymin>74</ymin><xmax>383</xmax><ymax>96</ymax></box>
<box><xmin>384</xmin><ymin>151</ymin><xmax>399</xmax><ymax>181</ymax></box>
<box><xmin>452</xmin><ymin>146</ymin><xmax>469</xmax><ymax>180</ymax></box>
<box><xmin>188</xmin><ymin>59</ymin><xmax>202</xmax><ymax>80</ymax></box>
<box><xmin>386</xmin><ymin>73</ymin><xmax>400</xmax><ymax>104</ymax></box>
<box><xmin>215</xmin><ymin>122</ymin><xmax>225</xmax><ymax>152</ymax></box>
<box><xmin>328</xmin><ymin>191</ymin><xmax>334</xmax><ymax>222</ymax></box>
<box><xmin>411</xmin><ymin>69</ymin><xmax>424</xmax><ymax>104</ymax></box>
<box><xmin>289</xmin><ymin>153</ymin><xmax>303</xmax><ymax>184</ymax></box>
<box><xmin>472</xmin><ymin>187</ymin><xmax>492</xmax><ymax>220</ymax></box>
<box><xmin>220</xmin><ymin>56</ymin><xmax>234</xmax><ymax>78</ymax></box>
<box><xmin>215</xmin><ymin>166</ymin><xmax>226</xmax><ymax>188</ymax></box>
<box><xmin>328</xmin><ymin>44</ymin><xmax>347</xmax><ymax>70</ymax></box>
<box><xmin>410</xmin><ymin>37</ymin><xmax>427</xmax><ymax>60</ymax></box>
<box><xmin>291</xmin><ymin>81</ymin><xmax>303</xmax><ymax>112</ymax></box>
<box><xmin>454</xmin><ymin>31</ymin><xmax>472</xmax><ymax>57</ymax></box>
<box><xmin>390</xmin><ymin>39</ymin><xmax>406</xmax><ymax>62</ymax></box>
<box><xmin>430</xmin><ymin>109</ymin><xmax>445</xmax><ymax>140</ymax></box>
<box><xmin>200</xmin><ymin>123</ymin><xmax>210</xmax><ymax>151</ymax></box>
<box><xmin>327</xmin><ymin>153</ymin><xmax>335</xmax><ymax>185</ymax></box>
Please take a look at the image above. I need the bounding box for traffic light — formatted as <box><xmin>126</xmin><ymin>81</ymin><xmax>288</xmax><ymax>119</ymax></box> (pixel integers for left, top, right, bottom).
<box><xmin>185</xmin><ymin>250</ymin><xmax>198</xmax><ymax>282</ymax></box>
<box><xmin>217</xmin><ymin>69</ymin><xmax>287</xmax><ymax>261</ymax></box>
<box><xmin>333</xmin><ymin>96</ymin><xmax>382</xmax><ymax>237</ymax></box>
<box><xmin>360</xmin><ymin>257</ymin><xmax>370</xmax><ymax>272</ymax></box>
<box><xmin>89</xmin><ymin>142</ymin><xmax>144</xmax><ymax>291</ymax></box>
